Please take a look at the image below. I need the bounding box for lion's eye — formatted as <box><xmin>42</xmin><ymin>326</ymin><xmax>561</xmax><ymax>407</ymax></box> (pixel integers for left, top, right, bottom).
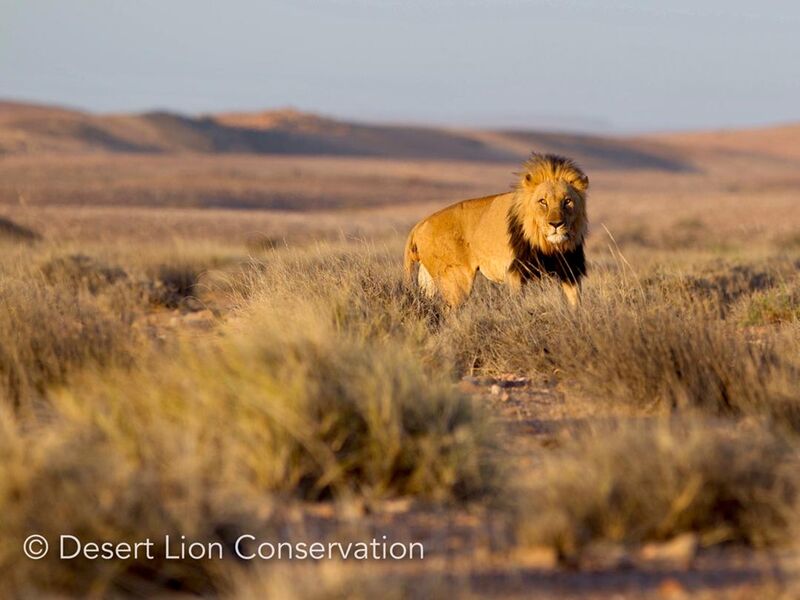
<box><xmin>564</xmin><ymin>198</ymin><xmax>573</xmax><ymax>207</ymax></box>
<box><xmin>538</xmin><ymin>198</ymin><xmax>547</xmax><ymax>206</ymax></box>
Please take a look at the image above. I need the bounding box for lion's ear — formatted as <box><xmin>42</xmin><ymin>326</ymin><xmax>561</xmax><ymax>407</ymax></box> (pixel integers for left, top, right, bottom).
<box><xmin>520</xmin><ymin>172</ymin><xmax>536</xmax><ymax>190</ymax></box>
<box><xmin>573</xmin><ymin>173</ymin><xmax>589</xmax><ymax>191</ymax></box>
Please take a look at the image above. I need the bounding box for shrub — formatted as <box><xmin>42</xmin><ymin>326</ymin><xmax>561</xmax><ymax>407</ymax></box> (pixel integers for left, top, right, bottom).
<box><xmin>739</xmin><ymin>281</ymin><xmax>800</xmax><ymax>325</ymax></box>
<box><xmin>519</xmin><ymin>419</ymin><xmax>800</xmax><ymax>561</ymax></box>
<box><xmin>0</xmin><ymin>299</ymin><xmax>500</xmax><ymax>596</ymax></box>
<box><xmin>40</xmin><ymin>253</ymin><xmax>128</xmax><ymax>293</ymax></box>
<box><xmin>0</xmin><ymin>277</ymin><xmax>138</xmax><ymax>408</ymax></box>
<box><xmin>0</xmin><ymin>216</ymin><xmax>41</xmax><ymax>244</ymax></box>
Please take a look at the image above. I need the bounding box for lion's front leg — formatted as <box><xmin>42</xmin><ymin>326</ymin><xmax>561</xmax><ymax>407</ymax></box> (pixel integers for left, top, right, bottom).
<box><xmin>561</xmin><ymin>280</ymin><xmax>581</xmax><ymax>307</ymax></box>
<box><xmin>504</xmin><ymin>268</ymin><xmax>523</xmax><ymax>296</ymax></box>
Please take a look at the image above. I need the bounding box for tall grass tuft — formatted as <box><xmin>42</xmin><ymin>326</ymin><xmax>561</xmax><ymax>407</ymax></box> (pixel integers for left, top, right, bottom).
<box><xmin>0</xmin><ymin>291</ymin><xmax>500</xmax><ymax>596</ymax></box>
<box><xmin>0</xmin><ymin>276</ymin><xmax>138</xmax><ymax>408</ymax></box>
<box><xmin>519</xmin><ymin>419</ymin><xmax>800</xmax><ymax>561</ymax></box>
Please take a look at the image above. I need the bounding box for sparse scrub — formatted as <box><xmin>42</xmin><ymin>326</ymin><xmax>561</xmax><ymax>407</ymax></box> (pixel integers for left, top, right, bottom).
<box><xmin>54</xmin><ymin>299</ymin><xmax>498</xmax><ymax>502</ymax></box>
<box><xmin>0</xmin><ymin>275</ymin><xmax>139</xmax><ymax>408</ymax></box>
<box><xmin>0</xmin><ymin>406</ymin><xmax>222</xmax><ymax>596</ymax></box>
<box><xmin>147</xmin><ymin>260</ymin><xmax>203</xmax><ymax>309</ymax></box>
<box><xmin>227</xmin><ymin>245</ymin><xmax>446</xmax><ymax>347</ymax></box>
<box><xmin>686</xmin><ymin>265</ymin><xmax>775</xmax><ymax>309</ymax></box>
<box><xmin>428</xmin><ymin>265</ymin><xmax>800</xmax><ymax>425</ymax></box>
<box><xmin>519</xmin><ymin>419</ymin><xmax>800</xmax><ymax>560</ymax></box>
<box><xmin>0</xmin><ymin>215</ymin><xmax>41</xmax><ymax>243</ymax></box>
<box><xmin>432</xmin><ymin>278</ymin><xmax>560</xmax><ymax>376</ymax></box>
<box><xmin>0</xmin><ymin>241</ymin><xmax>243</xmax><ymax>410</ymax></box>
<box><xmin>41</xmin><ymin>253</ymin><xmax>128</xmax><ymax>293</ymax></box>
<box><xmin>131</xmin><ymin>243</ymin><xmax>237</xmax><ymax>310</ymax></box>
<box><xmin>738</xmin><ymin>280</ymin><xmax>800</xmax><ymax>325</ymax></box>
<box><xmin>162</xmin><ymin>312</ymin><xmax>494</xmax><ymax>500</ymax></box>
<box><xmin>535</xmin><ymin>290</ymin><xmax>800</xmax><ymax>421</ymax></box>
<box><xmin>4</xmin><ymin>102</ymin><xmax>800</xmax><ymax>598</ymax></box>
<box><xmin>643</xmin><ymin>262</ymin><xmax>782</xmax><ymax>318</ymax></box>
<box><xmin>2</xmin><ymin>218</ymin><xmax>800</xmax><ymax>596</ymax></box>
<box><xmin>227</xmin><ymin>246</ymin><xmax>800</xmax><ymax>428</ymax></box>
<box><xmin>0</xmin><ymin>288</ymin><xmax>499</xmax><ymax>596</ymax></box>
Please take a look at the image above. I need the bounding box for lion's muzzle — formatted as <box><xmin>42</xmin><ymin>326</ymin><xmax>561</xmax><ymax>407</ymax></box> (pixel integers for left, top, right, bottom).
<box><xmin>546</xmin><ymin>221</ymin><xmax>571</xmax><ymax>245</ymax></box>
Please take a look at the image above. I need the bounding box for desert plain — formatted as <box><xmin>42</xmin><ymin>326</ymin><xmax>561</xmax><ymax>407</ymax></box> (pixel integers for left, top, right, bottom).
<box><xmin>1</xmin><ymin>100</ymin><xmax>800</xmax><ymax>598</ymax></box>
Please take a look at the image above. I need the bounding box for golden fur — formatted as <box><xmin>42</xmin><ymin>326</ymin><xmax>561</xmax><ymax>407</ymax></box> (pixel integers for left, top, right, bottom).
<box><xmin>404</xmin><ymin>153</ymin><xmax>589</xmax><ymax>306</ymax></box>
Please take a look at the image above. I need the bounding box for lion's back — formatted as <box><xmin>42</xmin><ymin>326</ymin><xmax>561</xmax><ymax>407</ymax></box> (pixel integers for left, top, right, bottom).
<box><xmin>413</xmin><ymin>194</ymin><xmax>499</xmax><ymax>254</ymax></box>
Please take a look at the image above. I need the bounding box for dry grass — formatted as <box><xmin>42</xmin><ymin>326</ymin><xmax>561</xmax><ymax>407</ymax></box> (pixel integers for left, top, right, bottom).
<box><xmin>0</xmin><ymin>215</ymin><xmax>40</xmax><ymax>243</ymax></box>
<box><xmin>1</xmin><ymin>183</ymin><xmax>800</xmax><ymax>596</ymax></box>
<box><xmin>523</xmin><ymin>280</ymin><xmax>800</xmax><ymax>423</ymax></box>
<box><xmin>0</xmin><ymin>154</ymin><xmax>497</xmax><ymax>210</ymax></box>
<box><xmin>0</xmin><ymin>259</ymin><xmax>139</xmax><ymax>409</ymax></box>
<box><xmin>0</xmin><ymin>237</ymin><xmax>248</xmax><ymax>409</ymax></box>
<box><xmin>226</xmin><ymin>245</ymin><xmax>800</xmax><ymax>427</ymax></box>
<box><xmin>738</xmin><ymin>279</ymin><xmax>800</xmax><ymax>325</ymax></box>
<box><xmin>0</xmin><ymin>327</ymin><xmax>496</xmax><ymax>594</ymax></box>
<box><xmin>519</xmin><ymin>419</ymin><xmax>800</xmax><ymax>561</ymax></box>
<box><xmin>0</xmin><ymin>240</ymin><xmax>503</xmax><ymax>597</ymax></box>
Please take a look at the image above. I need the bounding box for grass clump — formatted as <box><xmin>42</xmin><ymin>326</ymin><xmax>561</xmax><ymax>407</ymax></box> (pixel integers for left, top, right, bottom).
<box><xmin>227</xmin><ymin>246</ymin><xmax>446</xmax><ymax>348</ymax></box>
<box><xmin>546</xmin><ymin>299</ymin><xmax>781</xmax><ymax>413</ymax></box>
<box><xmin>4</xmin><ymin>239</ymin><xmax>800</xmax><ymax>596</ymax></box>
<box><xmin>40</xmin><ymin>253</ymin><xmax>128</xmax><ymax>293</ymax></box>
<box><xmin>438</xmin><ymin>271</ymin><xmax>800</xmax><ymax>424</ymax></box>
<box><xmin>0</xmin><ymin>215</ymin><xmax>41</xmax><ymax>244</ymax></box>
<box><xmin>229</xmin><ymin>248</ymin><xmax>800</xmax><ymax>428</ymax></box>
<box><xmin>739</xmin><ymin>281</ymin><xmax>800</xmax><ymax>325</ymax></box>
<box><xmin>0</xmin><ymin>276</ymin><xmax>139</xmax><ymax>408</ymax></box>
<box><xmin>519</xmin><ymin>419</ymin><xmax>800</xmax><ymax>561</ymax></box>
<box><xmin>0</xmin><ymin>299</ymin><xmax>499</xmax><ymax>596</ymax></box>
<box><xmin>147</xmin><ymin>260</ymin><xmax>205</xmax><ymax>309</ymax></box>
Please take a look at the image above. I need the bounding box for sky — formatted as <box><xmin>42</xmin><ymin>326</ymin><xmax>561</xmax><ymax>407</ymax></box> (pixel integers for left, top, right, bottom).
<box><xmin>1</xmin><ymin>0</ymin><xmax>799</xmax><ymax>133</ymax></box>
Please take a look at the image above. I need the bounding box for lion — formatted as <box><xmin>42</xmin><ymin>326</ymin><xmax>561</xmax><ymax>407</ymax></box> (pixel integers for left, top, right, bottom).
<box><xmin>403</xmin><ymin>153</ymin><xmax>588</xmax><ymax>307</ymax></box>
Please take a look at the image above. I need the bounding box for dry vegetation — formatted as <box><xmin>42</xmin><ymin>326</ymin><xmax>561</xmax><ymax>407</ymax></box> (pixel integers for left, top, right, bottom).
<box><xmin>2</xmin><ymin>108</ymin><xmax>800</xmax><ymax>597</ymax></box>
<box><xmin>1</xmin><ymin>218</ymin><xmax>799</xmax><ymax>597</ymax></box>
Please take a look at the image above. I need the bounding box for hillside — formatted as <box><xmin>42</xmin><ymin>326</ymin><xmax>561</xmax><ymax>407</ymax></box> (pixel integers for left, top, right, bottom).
<box><xmin>651</xmin><ymin>123</ymin><xmax>800</xmax><ymax>163</ymax></box>
<box><xmin>0</xmin><ymin>100</ymin><xmax>690</xmax><ymax>171</ymax></box>
<box><xmin>2</xmin><ymin>100</ymin><xmax>800</xmax><ymax>212</ymax></box>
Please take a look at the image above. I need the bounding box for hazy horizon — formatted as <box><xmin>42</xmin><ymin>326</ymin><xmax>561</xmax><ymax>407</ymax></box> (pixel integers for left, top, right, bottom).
<box><xmin>2</xmin><ymin>0</ymin><xmax>799</xmax><ymax>133</ymax></box>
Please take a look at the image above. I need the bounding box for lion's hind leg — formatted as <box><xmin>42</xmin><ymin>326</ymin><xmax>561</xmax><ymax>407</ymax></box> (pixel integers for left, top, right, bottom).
<box><xmin>417</xmin><ymin>261</ymin><xmax>475</xmax><ymax>307</ymax></box>
<box><xmin>417</xmin><ymin>263</ymin><xmax>438</xmax><ymax>298</ymax></box>
<box><xmin>436</xmin><ymin>266</ymin><xmax>476</xmax><ymax>307</ymax></box>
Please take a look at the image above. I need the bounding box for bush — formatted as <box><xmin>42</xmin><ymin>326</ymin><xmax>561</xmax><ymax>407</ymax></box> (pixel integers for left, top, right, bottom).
<box><xmin>227</xmin><ymin>248</ymin><xmax>800</xmax><ymax>428</ymax></box>
<box><xmin>739</xmin><ymin>281</ymin><xmax>800</xmax><ymax>325</ymax></box>
<box><xmin>519</xmin><ymin>419</ymin><xmax>800</xmax><ymax>561</ymax></box>
<box><xmin>0</xmin><ymin>299</ymin><xmax>500</xmax><ymax>596</ymax></box>
<box><xmin>0</xmin><ymin>276</ymin><xmax>138</xmax><ymax>408</ymax></box>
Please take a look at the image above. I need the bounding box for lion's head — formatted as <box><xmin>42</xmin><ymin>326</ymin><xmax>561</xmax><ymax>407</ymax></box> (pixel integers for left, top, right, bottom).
<box><xmin>509</xmin><ymin>153</ymin><xmax>589</xmax><ymax>254</ymax></box>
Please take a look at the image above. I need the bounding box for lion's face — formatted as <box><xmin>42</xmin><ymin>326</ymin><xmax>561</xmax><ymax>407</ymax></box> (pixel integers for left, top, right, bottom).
<box><xmin>516</xmin><ymin>178</ymin><xmax>587</xmax><ymax>253</ymax></box>
<box><xmin>530</xmin><ymin>180</ymin><xmax>584</xmax><ymax>246</ymax></box>
<box><xmin>510</xmin><ymin>153</ymin><xmax>589</xmax><ymax>255</ymax></box>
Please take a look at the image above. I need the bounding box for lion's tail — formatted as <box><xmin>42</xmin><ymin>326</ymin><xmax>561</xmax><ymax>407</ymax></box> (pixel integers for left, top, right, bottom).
<box><xmin>403</xmin><ymin>225</ymin><xmax>420</xmax><ymax>284</ymax></box>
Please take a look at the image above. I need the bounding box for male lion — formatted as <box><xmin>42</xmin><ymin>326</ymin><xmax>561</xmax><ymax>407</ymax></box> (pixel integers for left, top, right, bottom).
<box><xmin>403</xmin><ymin>153</ymin><xmax>588</xmax><ymax>307</ymax></box>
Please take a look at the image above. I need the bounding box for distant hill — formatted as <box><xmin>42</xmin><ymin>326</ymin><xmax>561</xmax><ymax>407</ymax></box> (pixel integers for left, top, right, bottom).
<box><xmin>0</xmin><ymin>100</ymin><xmax>691</xmax><ymax>171</ymax></box>
<box><xmin>650</xmin><ymin>124</ymin><xmax>800</xmax><ymax>163</ymax></box>
<box><xmin>2</xmin><ymin>101</ymin><xmax>800</xmax><ymax>212</ymax></box>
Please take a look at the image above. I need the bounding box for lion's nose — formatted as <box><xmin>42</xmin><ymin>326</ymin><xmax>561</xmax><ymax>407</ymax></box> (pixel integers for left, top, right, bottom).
<box><xmin>549</xmin><ymin>220</ymin><xmax>565</xmax><ymax>229</ymax></box>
